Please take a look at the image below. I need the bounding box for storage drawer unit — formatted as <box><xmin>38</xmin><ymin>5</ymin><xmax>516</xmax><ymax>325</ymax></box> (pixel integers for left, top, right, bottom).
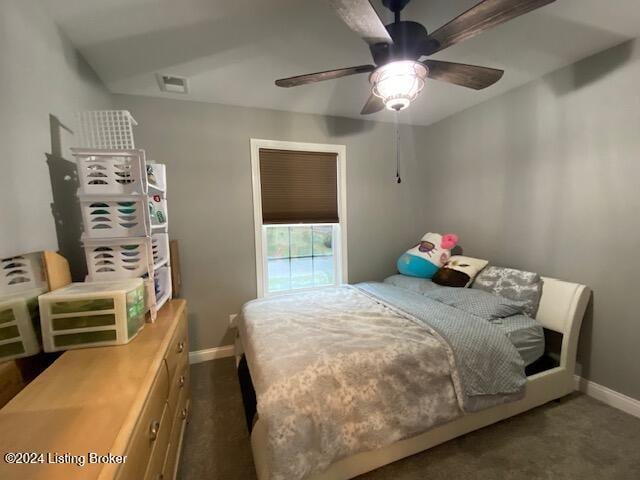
<box><xmin>38</xmin><ymin>279</ymin><xmax>145</xmax><ymax>352</ymax></box>
<box><xmin>0</xmin><ymin>288</ymin><xmax>45</xmax><ymax>361</ymax></box>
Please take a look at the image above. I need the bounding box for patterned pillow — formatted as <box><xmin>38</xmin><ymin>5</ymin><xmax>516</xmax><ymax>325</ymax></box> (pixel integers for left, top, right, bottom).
<box><xmin>472</xmin><ymin>266</ymin><xmax>543</xmax><ymax>317</ymax></box>
<box><xmin>421</xmin><ymin>287</ymin><xmax>527</xmax><ymax>321</ymax></box>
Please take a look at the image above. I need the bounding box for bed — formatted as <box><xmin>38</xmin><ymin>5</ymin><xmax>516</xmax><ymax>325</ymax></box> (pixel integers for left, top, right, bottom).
<box><xmin>236</xmin><ymin>275</ymin><xmax>590</xmax><ymax>480</ymax></box>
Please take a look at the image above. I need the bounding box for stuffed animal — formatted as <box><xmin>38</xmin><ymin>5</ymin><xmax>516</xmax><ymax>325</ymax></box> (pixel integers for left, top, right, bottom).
<box><xmin>397</xmin><ymin>232</ymin><xmax>459</xmax><ymax>279</ymax></box>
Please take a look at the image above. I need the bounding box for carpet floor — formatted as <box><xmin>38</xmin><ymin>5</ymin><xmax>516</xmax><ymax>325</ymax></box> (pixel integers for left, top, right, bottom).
<box><xmin>178</xmin><ymin>358</ymin><xmax>640</xmax><ymax>480</ymax></box>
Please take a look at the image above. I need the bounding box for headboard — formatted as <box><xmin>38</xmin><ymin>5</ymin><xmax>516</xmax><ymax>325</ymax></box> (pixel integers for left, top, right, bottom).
<box><xmin>536</xmin><ymin>276</ymin><xmax>591</xmax><ymax>373</ymax></box>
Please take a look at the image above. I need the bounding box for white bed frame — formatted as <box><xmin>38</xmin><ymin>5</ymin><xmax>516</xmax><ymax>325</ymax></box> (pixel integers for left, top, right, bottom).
<box><xmin>247</xmin><ymin>277</ymin><xmax>591</xmax><ymax>480</ymax></box>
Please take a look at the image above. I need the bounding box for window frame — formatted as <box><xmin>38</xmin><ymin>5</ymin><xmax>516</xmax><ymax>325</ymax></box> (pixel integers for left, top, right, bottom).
<box><xmin>250</xmin><ymin>139</ymin><xmax>348</xmax><ymax>298</ymax></box>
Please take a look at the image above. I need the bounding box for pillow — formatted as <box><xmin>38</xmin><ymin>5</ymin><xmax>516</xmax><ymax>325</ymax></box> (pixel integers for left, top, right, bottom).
<box><xmin>472</xmin><ymin>266</ymin><xmax>543</xmax><ymax>317</ymax></box>
<box><xmin>422</xmin><ymin>287</ymin><xmax>527</xmax><ymax>321</ymax></box>
<box><xmin>397</xmin><ymin>232</ymin><xmax>458</xmax><ymax>279</ymax></box>
<box><xmin>433</xmin><ymin>256</ymin><xmax>489</xmax><ymax>288</ymax></box>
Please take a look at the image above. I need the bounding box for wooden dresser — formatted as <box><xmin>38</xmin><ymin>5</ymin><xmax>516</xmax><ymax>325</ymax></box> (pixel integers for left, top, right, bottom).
<box><xmin>0</xmin><ymin>299</ymin><xmax>189</xmax><ymax>480</ymax></box>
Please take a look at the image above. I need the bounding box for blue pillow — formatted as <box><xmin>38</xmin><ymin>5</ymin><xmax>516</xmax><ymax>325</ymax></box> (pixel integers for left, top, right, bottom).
<box><xmin>397</xmin><ymin>253</ymin><xmax>440</xmax><ymax>278</ymax></box>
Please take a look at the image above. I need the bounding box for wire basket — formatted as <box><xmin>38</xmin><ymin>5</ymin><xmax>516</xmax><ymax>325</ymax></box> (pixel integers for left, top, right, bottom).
<box><xmin>77</xmin><ymin>110</ymin><xmax>138</xmax><ymax>149</ymax></box>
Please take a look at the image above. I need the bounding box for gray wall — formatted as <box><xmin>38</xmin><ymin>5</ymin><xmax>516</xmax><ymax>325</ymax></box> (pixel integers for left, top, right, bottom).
<box><xmin>0</xmin><ymin>0</ymin><xmax>112</xmax><ymax>265</ymax></box>
<box><xmin>114</xmin><ymin>94</ymin><xmax>429</xmax><ymax>351</ymax></box>
<box><xmin>415</xmin><ymin>39</ymin><xmax>640</xmax><ymax>400</ymax></box>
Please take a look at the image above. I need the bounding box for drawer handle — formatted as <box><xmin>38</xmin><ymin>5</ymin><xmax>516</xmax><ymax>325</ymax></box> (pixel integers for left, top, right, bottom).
<box><xmin>181</xmin><ymin>408</ymin><xmax>188</xmax><ymax>420</ymax></box>
<box><xmin>149</xmin><ymin>420</ymin><xmax>161</xmax><ymax>441</ymax></box>
<box><xmin>176</xmin><ymin>341</ymin><xmax>184</xmax><ymax>354</ymax></box>
<box><xmin>179</xmin><ymin>375</ymin><xmax>185</xmax><ymax>387</ymax></box>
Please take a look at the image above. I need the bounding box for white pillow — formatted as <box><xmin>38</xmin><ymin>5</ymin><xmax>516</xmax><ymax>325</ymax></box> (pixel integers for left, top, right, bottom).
<box><xmin>433</xmin><ymin>255</ymin><xmax>489</xmax><ymax>288</ymax></box>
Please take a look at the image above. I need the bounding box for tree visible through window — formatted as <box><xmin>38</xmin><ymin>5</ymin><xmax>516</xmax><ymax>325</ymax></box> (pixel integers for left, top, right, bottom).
<box><xmin>265</xmin><ymin>225</ymin><xmax>335</xmax><ymax>293</ymax></box>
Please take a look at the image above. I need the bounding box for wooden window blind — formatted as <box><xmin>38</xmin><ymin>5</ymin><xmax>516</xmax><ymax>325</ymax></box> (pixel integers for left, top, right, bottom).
<box><xmin>259</xmin><ymin>148</ymin><xmax>339</xmax><ymax>224</ymax></box>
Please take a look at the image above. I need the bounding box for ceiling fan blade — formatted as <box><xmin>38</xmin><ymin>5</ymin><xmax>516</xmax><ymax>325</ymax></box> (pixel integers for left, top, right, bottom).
<box><xmin>275</xmin><ymin>65</ymin><xmax>376</xmax><ymax>88</ymax></box>
<box><xmin>427</xmin><ymin>0</ymin><xmax>555</xmax><ymax>54</ymax></box>
<box><xmin>422</xmin><ymin>60</ymin><xmax>504</xmax><ymax>90</ymax></box>
<box><xmin>328</xmin><ymin>0</ymin><xmax>393</xmax><ymax>45</ymax></box>
<box><xmin>360</xmin><ymin>94</ymin><xmax>385</xmax><ymax>115</ymax></box>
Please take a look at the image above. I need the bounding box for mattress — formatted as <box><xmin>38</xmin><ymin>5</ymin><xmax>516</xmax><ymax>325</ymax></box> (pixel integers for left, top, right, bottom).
<box><xmin>384</xmin><ymin>275</ymin><xmax>545</xmax><ymax>366</ymax></box>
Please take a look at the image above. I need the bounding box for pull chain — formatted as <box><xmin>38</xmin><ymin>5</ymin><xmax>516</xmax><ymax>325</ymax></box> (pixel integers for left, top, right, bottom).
<box><xmin>395</xmin><ymin>113</ymin><xmax>401</xmax><ymax>184</ymax></box>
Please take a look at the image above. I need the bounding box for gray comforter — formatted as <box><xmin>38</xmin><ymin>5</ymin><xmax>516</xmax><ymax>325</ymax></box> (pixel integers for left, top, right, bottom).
<box><xmin>239</xmin><ymin>283</ymin><xmax>527</xmax><ymax>480</ymax></box>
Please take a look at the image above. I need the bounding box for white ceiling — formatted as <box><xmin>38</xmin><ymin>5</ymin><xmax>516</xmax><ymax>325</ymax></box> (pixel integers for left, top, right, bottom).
<box><xmin>42</xmin><ymin>0</ymin><xmax>640</xmax><ymax>126</ymax></box>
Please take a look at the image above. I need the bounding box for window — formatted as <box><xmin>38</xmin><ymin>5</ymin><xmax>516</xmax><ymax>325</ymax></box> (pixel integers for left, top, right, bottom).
<box><xmin>265</xmin><ymin>224</ymin><xmax>336</xmax><ymax>293</ymax></box>
<box><xmin>251</xmin><ymin>140</ymin><xmax>347</xmax><ymax>297</ymax></box>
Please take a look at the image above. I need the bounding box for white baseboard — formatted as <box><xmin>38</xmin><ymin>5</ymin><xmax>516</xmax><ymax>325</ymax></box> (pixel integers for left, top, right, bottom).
<box><xmin>574</xmin><ymin>375</ymin><xmax>640</xmax><ymax>419</ymax></box>
<box><xmin>189</xmin><ymin>345</ymin><xmax>235</xmax><ymax>364</ymax></box>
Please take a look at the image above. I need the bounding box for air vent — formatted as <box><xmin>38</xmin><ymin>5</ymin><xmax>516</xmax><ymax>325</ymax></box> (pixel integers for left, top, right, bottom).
<box><xmin>156</xmin><ymin>74</ymin><xmax>189</xmax><ymax>94</ymax></box>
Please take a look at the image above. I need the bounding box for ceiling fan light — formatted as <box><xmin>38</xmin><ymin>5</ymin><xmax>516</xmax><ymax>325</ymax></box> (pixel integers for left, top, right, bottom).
<box><xmin>371</xmin><ymin>61</ymin><xmax>427</xmax><ymax>111</ymax></box>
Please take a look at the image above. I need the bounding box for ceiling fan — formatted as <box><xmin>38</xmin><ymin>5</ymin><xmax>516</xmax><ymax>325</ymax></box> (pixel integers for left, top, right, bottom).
<box><xmin>275</xmin><ymin>0</ymin><xmax>555</xmax><ymax>114</ymax></box>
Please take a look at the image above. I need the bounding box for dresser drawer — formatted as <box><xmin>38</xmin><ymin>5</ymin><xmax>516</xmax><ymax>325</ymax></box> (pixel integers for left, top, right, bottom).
<box><xmin>164</xmin><ymin>311</ymin><xmax>187</xmax><ymax>384</ymax></box>
<box><xmin>167</xmin><ymin>359</ymin><xmax>189</xmax><ymax>418</ymax></box>
<box><xmin>116</xmin><ymin>365</ymin><xmax>169</xmax><ymax>480</ymax></box>
<box><xmin>163</xmin><ymin>382</ymin><xmax>191</xmax><ymax>480</ymax></box>
<box><xmin>143</xmin><ymin>404</ymin><xmax>172</xmax><ymax>480</ymax></box>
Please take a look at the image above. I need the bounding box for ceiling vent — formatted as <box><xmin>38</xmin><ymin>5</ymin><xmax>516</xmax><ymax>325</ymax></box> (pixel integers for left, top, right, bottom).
<box><xmin>156</xmin><ymin>74</ymin><xmax>189</xmax><ymax>94</ymax></box>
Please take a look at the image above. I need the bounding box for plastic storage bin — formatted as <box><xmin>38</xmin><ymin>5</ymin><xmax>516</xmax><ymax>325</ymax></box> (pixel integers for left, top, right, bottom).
<box><xmin>80</xmin><ymin>194</ymin><xmax>150</xmax><ymax>239</ymax></box>
<box><xmin>84</xmin><ymin>233</ymin><xmax>169</xmax><ymax>281</ymax></box>
<box><xmin>39</xmin><ymin>279</ymin><xmax>145</xmax><ymax>352</ymax></box>
<box><xmin>1</xmin><ymin>253</ymin><xmax>45</xmax><ymax>295</ymax></box>
<box><xmin>0</xmin><ymin>288</ymin><xmax>45</xmax><ymax>361</ymax></box>
<box><xmin>146</xmin><ymin>163</ymin><xmax>167</xmax><ymax>194</ymax></box>
<box><xmin>151</xmin><ymin>233</ymin><xmax>170</xmax><ymax>269</ymax></box>
<box><xmin>84</xmin><ymin>237</ymin><xmax>152</xmax><ymax>281</ymax></box>
<box><xmin>77</xmin><ymin>110</ymin><xmax>137</xmax><ymax>150</ymax></box>
<box><xmin>148</xmin><ymin>194</ymin><xmax>169</xmax><ymax>231</ymax></box>
<box><xmin>73</xmin><ymin>148</ymin><xmax>148</xmax><ymax>195</ymax></box>
<box><xmin>154</xmin><ymin>266</ymin><xmax>172</xmax><ymax>311</ymax></box>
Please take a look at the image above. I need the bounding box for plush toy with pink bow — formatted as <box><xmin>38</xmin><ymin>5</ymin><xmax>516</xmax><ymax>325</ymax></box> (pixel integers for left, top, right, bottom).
<box><xmin>397</xmin><ymin>232</ymin><xmax>459</xmax><ymax>279</ymax></box>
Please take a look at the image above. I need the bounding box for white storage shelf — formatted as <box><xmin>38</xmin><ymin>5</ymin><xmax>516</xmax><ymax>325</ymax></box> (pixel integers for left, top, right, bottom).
<box><xmin>84</xmin><ymin>233</ymin><xmax>170</xmax><ymax>282</ymax></box>
<box><xmin>73</xmin><ymin>148</ymin><xmax>148</xmax><ymax>196</ymax></box>
<box><xmin>39</xmin><ymin>279</ymin><xmax>145</xmax><ymax>352</ymax></box>
<box><xmin>0</xmin><ymin>288</ymin><xmax>45</xmax><ymax>361</ymax></box>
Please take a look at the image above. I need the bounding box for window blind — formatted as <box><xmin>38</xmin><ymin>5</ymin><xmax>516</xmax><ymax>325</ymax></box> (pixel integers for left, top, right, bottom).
<box><xmin>259</xmin><ymin>148</ymin><xmax>339</xmax><ymax>224</ymax></box>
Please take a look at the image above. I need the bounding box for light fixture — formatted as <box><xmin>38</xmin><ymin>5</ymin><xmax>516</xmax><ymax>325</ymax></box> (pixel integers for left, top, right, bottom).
<box><xmin>370</xmin><ymin>60</ymin><xmax>427</xmax><ymax>112</ymax></box>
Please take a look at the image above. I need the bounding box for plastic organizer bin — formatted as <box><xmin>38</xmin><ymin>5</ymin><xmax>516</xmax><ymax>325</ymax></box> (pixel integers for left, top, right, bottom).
<box><xmin>80</xmin><ymin>194</ymin><xmax>150</xmax><ymax>239</ymax></box>
<box><xmin>84</xmin><ymin>237</ymin><xmax>152</xmax><ymax>281</ymax></box>
<box><xmin>154</xmin><ymin>266</ymin><xmax>172</xmax><ymax>312</ymax></box>
<box><xmin>151</xmin><ymin>233</ymin><xmax>170</xmax><ymax>269</ymax></box>
<box><xmin>77</xmin><ymin>110</ymin><xmax>137</xmax><ymax>150</ymax></box>
<box><xmin>146</xmin><ymin>163</ymin><xmax>167</xmax><ymax>193</ymax></box>
<box><xmin>73</xmin><ymin>148</ymin><xmax>148</xmax><ymax>195</ymax></box>
<box><xmin>39</xmin><ymin>279</ymin><xmax>145</xmax><ymax>352</ymax></box>
<box><xmin>148</xmin><ymin>194</ymin><xmax>169</xmax><ymax>231</ymax></box>
<box><xmin>84</xmin><ymin>233</ymin><xmax>169</xmax><ymax>281</ymax></box>
<box><xmin>0</xmin><ymin>288</ymin><xmax>46</xmax><ymax>361</ymax></box>
<box><xmin>1</xmin><ymin>253</ymin><xmax>45</xmax><ymax>295</ymax></box>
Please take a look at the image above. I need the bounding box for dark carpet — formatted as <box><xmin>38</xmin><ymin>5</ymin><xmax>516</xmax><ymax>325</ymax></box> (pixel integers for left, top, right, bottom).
<box><xmin>178</xmin><ymin>358</ymin><xmax>640</xmax><ymax>480</ymax></box>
